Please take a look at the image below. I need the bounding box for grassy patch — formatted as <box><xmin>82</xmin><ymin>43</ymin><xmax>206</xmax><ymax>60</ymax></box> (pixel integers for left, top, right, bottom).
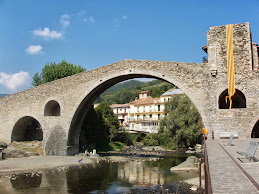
<box><xmin>109</xmin><ymin>141</ymin><xmax>125</xmax><ymax>151</ymax></box>
<box><xmin>11</xmin><ymin>141</ymin><xmax>43</xmax><ymax>156</ymax></box>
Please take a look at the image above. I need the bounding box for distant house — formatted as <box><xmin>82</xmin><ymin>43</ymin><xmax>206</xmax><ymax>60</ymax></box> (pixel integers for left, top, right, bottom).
<box><xmin>96</xmin><ymin>89</ymin><xmax>184</xmax><ymax>133</ymax></box>
<box><xmin>126</xmin><ymin>89</ymin><xmax>184</xmax><ymax>133</ymax></box>
<box><xmin>110</xmin><ymin>103</ymin><xmax>130</xmax><ymax>126</ymax></box>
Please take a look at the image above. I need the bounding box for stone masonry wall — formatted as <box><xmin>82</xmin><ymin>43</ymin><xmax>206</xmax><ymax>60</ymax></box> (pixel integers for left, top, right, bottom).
<box><xmin>252</xmin><ymin>42</ymin><xmax>259</xmax><ymax>70</ymax></box>
<box><xmin>206</xmin><ymin>22</ymin><xmax>259</xmax><ymax>138</ymax></box>
<box><xmin>0</xmin><ymin>22</ymin><xmax>258</xmax><ymax>155</ymax></box>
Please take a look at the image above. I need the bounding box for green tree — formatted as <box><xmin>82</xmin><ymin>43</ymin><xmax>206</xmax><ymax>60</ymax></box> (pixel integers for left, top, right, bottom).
<box><xmin>159</xmin><ymin>94</ymin><xmax>202</xmax><ymax>148</ymax></box>
<box><xmin>95</xmin><ymin>102</ymin><xmax>120</xmax><ymax>141</ymax></box>
<box><xmin>79</xmin><ymin>105</ymin><xmax>107</xmax><ymax>151</ymax></box>
<box><xmin>32</xmin><ymin>60</ymin><xmax>86</xmax><ymax>86</ymax></box>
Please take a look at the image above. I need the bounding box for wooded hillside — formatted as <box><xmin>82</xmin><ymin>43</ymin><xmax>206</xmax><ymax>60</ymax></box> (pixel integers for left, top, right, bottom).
<box><xmin>95</xmin><ymin>79</ymin><xmax>175</xmax><ymax>105</ymax></box>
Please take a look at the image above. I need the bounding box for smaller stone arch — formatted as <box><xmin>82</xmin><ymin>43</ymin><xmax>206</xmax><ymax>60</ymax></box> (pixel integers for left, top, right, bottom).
<box><xmin>11</xmin><ymin>116</ymin><xmax>43</xmax><ymax>142</ymax></box>
<box><xmin>44</xmin><ymin>100</ymin><xmax>61</xmax><ymax>116</ymax></box>
<box><xmin>218</xmin><ymin>89</ymin><xmax>246</xmax><ymax>109</ymax></box>
<box><xmin>251</xmin><ymin>120</ymin><xmax>259</xmax><ymax>138</ymax></box>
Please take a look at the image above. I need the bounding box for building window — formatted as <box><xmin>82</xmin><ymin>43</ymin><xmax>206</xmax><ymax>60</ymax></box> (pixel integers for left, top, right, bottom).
<box><xmin>143</xmin><ymin>106</ymin><xmax>145</xmax><ymax>112</ymax></box>
<box><xmin>137</xmin><ymin>107</ymin><xmax>139</xmax><ymax>112</ymax></box>
<box><xmin>137</xmin><ymin>115</ymin><xmax>140</xmax><ymax>121</ymax></box>
<box><xmin>158</xmin><ymin>114</ymin><xmax>160</xmax><ymax>120</ymax></box>
<box><xmin>158</xmin><ymin>105</ymin><xmax>160</xmax><ymax>111</ymax></box>
<box><xmin>143</xmin><ymin>115</ymin><xmax>146</xmax><ymax>120</ymax></box>
<box><xmin>149</xmin><ymin>114</ymin><xmax>152</xmax><ymax>118</ymax></box>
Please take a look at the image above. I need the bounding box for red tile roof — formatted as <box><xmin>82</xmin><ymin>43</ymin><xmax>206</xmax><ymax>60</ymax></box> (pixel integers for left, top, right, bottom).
<box><xmin>130</xmin><ymin>97</ymin><xmax>160</xmax><ymax>105</ymax></box>
<box><xmin>110</xmin><ymin>103</ymin><xmax>130</xmax><ymax>108</ymax></box>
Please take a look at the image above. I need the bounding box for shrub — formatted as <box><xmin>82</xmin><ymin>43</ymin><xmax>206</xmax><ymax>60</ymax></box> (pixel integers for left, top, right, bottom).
<box><xmin>112</xmin><ymin>130</ymin><xmax>133</xmax><ymax>146</ymax></box>
<box><xmin>142</xmin><ymin>134</ymin><xmax>159</xmax><ymax>146</ymax></box>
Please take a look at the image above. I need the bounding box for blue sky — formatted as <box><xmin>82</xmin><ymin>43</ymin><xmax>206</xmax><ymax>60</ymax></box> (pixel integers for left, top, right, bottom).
<box><xmin>0</xmin><ymin>0</ymin><xmax>258</xmax><ymax>94</ymax></box>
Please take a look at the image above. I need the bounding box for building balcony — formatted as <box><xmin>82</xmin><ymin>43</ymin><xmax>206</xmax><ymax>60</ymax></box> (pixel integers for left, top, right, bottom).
<box><xmin>129</xmin><ymin>118</ymin><xmax>159</xmax><ymax>122</ymax></box>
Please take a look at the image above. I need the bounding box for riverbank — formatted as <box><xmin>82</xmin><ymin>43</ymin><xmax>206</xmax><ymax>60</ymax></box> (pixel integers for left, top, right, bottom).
<box><xmin>0</xmin><ymin>155</ymin><xmax>94</xmax><ymax>174</ymax></box>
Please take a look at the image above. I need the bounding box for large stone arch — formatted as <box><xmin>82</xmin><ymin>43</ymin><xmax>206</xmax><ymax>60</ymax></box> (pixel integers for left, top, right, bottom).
<box><xmin>67</xmin><ymin>63</ymin><xmax>209</xmax><ymax>154</ymax></box>
<box><xmin>11</xmin><ymin>116</ymin><xmax>43</xmax><ymax>142</ymax></box>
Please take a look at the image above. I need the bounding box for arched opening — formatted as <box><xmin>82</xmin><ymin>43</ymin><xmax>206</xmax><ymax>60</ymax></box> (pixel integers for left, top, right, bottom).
<box><xmin>218</xmin><ymin>89</ymin><xmax>246</xmax><ymax>109</ymax></box>
<box><xmin>251</xmin><ymin>120</ymin><xmax>259</xmax><ymax>138</ymax></box>
<box><xmin>67</xmin><ymin>74</ymin><xmax>203</xmax><ymax>155</ymax></box>
<box><xmin>11</xmin><ymin>116</ymin><xmax>43</xmax><ymax>142</ymax></box>
<box><xmin>68</xmin><ymin>74</ymin><xmax>154</xmax><ymax>150</ymax></box>
<box><xmin>44</xmin><ymin>100</ymin><xmax>61</xmax><ymax>116</ymax></box>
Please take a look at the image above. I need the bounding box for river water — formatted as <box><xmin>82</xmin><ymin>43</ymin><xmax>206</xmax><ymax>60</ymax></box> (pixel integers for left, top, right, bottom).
<box><xmin>0</xmin><ymin>153</ymin><xmax>199</xmax><ymax>193</ymax></box>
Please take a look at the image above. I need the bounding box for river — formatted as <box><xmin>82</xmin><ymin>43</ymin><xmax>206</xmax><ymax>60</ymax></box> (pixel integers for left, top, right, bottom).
<box><xmin>0</xmin><ymin>152</ymin><xmax>200</xmax><ymax>193</ymax></box>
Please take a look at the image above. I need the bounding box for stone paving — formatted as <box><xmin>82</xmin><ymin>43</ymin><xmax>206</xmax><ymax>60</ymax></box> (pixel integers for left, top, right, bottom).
<box><xmin>206</xmin><ymin>139</ymin><xmax>259</xmax><ymax>194</ymax></box>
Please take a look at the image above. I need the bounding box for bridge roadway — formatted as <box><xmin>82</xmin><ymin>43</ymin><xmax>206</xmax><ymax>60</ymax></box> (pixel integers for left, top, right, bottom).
<box><xmin>206</xmin><ymin>139</ymin><xmax>259</xmax><ymax>193</ymax></box>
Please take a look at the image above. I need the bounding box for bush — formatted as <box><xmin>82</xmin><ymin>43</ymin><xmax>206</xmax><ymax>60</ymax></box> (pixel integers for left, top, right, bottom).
<box><xmin>129</xmin><ymin>132</ymin><xmax>146</xmax><ymax>142</ymax></box>
<box><xmin>112</xmin><ymin>130</ymin><xmax>133</xmax><ymax>146</ymax></box>
<box><xmin>142</xmin><ymin>134</ymin><xmax>159</xmax><ymax>146</ymax></box>
<box><xmin>156</xmin><ymin>133</ymin><xmax>173</xmax><ymax>146</ymax></box>
<box><xmin>96</xmin><ymin>140</ymin><xmax>113</xmax><ymax>152</ymax></box>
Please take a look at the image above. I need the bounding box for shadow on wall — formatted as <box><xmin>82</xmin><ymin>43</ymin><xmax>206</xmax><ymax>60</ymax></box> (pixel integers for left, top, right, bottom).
<box><xmin>45</xmin><ymin>125</ymin><xmax>66</xmax><ymax>155</ymax></box>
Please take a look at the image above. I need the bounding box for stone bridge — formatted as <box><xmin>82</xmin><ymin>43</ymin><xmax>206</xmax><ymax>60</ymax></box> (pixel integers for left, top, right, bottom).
<box><xmin>0</xmin><ymin>22</ymin><xmax>258</xmax><ymax>155</ymax></box>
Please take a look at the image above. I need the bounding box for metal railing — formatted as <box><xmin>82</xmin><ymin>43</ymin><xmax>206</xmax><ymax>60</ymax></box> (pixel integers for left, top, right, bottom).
<box><xmin>199</xmin><ymin>135</ymin><xmax>212</xmax><ymax>194</ymax></box>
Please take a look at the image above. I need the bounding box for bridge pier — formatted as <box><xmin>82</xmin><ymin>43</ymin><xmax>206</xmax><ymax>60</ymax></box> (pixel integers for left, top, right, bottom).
<box><xmin>67</xmin><ymin>146</ymin><xmax>79</xmax><ymax>156</ymax></box>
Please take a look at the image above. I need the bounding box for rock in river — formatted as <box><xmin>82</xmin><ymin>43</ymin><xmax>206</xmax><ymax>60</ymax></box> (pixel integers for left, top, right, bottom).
<box><xmin>170</xmin><ymin>156</ymin><xmax>199</xmax><ymax>172</ymax></box>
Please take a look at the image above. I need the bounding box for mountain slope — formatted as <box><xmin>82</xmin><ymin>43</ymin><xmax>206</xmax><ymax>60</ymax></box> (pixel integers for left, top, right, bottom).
<box><xmin>95</xmin><ymin>79</ymin><xmax>175</xmax><ymax>105</ymax></box>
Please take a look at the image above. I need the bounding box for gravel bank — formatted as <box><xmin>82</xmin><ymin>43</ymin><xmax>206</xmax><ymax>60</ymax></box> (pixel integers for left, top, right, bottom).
<box><xmin>0</xmin><ymin>156</ymin><xmax>94</xmax><ymax>174</ymax></box>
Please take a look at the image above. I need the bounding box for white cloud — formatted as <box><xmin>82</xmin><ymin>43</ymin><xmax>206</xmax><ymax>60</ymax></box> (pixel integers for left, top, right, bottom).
<box><xmin>26</xmin><ymin>45</ymin><xmax>42</xmax><ymax>55</ymax></box>
<box><xmin>0</xmin><ymin>71</ymin><xmax>31</xmax><ymax>92</ymax></box>
<box><xmin>33</xmin><ymin>27</ymin><xmax>62</xmax><ymax>39</ymax></box>
<box><xmin>113</xmin><ymin>16</ymin><xmax>128</xmax><ymax>28</ymax></box>
<box><xmin>61</xmin><ymin>14</ymin><xmax>70</xmax><ymax>28</ymax></box>
<box><xmin>83</xmin><ymin>16</ymin><xmax>95</xmax><ymax>23</ymax></box>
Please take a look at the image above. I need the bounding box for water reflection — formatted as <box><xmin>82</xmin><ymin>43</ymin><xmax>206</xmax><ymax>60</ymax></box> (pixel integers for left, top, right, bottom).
<box><xmin>0</xmin><ymin>154</ymin><xmax>199</xmax><ymax>193</ymax></box>
<box><xmin>45</xmin><ymin>168</ymin><xmax>66</xmax><ymax>190</ymax></box>
<box><xmin>66</xmin><ymin>161</ymin><xmax>131</xmax><ymax>193</ymax></box>
<box><xmin>118</xmin><ymin>156</ymin><xmax>198</xmax><ymax>187</ymax></box>
<box><xmin>10</xmin><ymin>172</ymin><xmax>42</xmax><ymax>190</ymax></box>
